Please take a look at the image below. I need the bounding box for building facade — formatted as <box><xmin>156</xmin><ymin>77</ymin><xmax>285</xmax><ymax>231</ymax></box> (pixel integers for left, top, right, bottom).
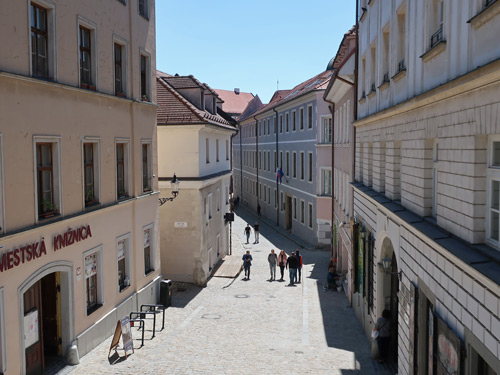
<box><xmin>233</xmin><ymin>71</ymin><xmax>333</xmax><ymax>246</ymax></box>
<box><xmin>324</xmin><ymin>27</ymin><xmax>356</xmax><ymax>301</ymax></box>
<box><xmin>354</xmin><ymin>0</ymin><xmax>500</xmax><ymax>373</ymax></box>
<box><xmin>157</xmin><ymin>74</ymin><xmax>236</xmax><ymax>286</ymax></box>
<box><xmin>0</xmin><ymin>0</ymin><xmax>159</xmax><ymax>373</ymax></box>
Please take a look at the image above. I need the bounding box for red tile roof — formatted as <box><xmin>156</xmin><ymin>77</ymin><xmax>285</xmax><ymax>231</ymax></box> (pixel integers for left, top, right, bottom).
<box><xmin>213</xmin><ymin>89</ymin><xmax>254</xmax><ymax>116</ymax></box>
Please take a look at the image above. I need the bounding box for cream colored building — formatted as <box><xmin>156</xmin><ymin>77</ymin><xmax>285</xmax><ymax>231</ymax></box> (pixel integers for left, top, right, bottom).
<box><xmin>354</xmin><ymin>0</ymin><xmax>500</xmax><ymax>373</ymax></box>
<box><xmin>0</xmin><ymin>0</ymin><xmax>159</xmax><ymax>373</ymax></box>
<box><xmin>157</xmin><ymin>74</ymin><xmax>237</xmax><ymax>286</ymax></box>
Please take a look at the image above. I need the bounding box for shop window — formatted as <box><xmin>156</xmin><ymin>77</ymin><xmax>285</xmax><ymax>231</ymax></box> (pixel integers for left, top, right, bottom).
<box><xmin>83</xmin><ymin>140</ymin><xmax>100</xmax><ymax>207</ymax></box>
<box><xmin>143</xmin><ymin>224</ymin><xmax>154</xmax><ymax>275</ymax></box>
<box><xmin>84</xmin><ymin>247</ymin><xmax>102</xmax><ymax>315</ymax></box>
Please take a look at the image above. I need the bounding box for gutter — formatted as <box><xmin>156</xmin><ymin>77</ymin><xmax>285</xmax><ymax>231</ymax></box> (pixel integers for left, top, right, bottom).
<box><xmin>273</xmin><ymin>107</ymin><xmax>280</xmax><ymax>226</ymax></box>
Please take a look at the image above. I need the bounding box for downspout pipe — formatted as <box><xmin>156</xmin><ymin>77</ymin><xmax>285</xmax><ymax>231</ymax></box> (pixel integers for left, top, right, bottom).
<box><xmin>272</xmin><ymin>107</ymin><xmax>279</xmax><ymax>226</ymax></box>
<box><xmin>254</xmin><ymin>116</ymin><xmax>259</xmax><ymax>210</ymax></box>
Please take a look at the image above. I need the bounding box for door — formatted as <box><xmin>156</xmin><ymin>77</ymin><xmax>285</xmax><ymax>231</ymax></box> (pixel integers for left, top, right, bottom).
<box><xmin>285</xmin><ymin>195</ymin><xmax>292</xmax><ymax>230</ymax></box>
<box><xmin>41</xmin><ymin>272</ymin><xmax>60</xmax><ymax>357</ymax></box>
<box><xmin>24</xmin><ymin>281</ymin><xmax>43</xmax><ymax>375</ymax></box>
<box><xmin>390</xmin><ymin>253</ymin><xmax>399</xmax><ymax>365</ymax></box>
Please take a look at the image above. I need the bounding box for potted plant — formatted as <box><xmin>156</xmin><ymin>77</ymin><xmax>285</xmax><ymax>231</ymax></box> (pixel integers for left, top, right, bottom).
<box><xmin>40</xmin><ymin>199</ymin><xmax>58</xmax><ymax>217</ymax></box>
<box><xmin>141</xmin><ymin>94</ymin><xmax>149</xmax><ymax>102</ymax></box>
<box><xmin>85</xmin><ymin>189</ymin><xmax>97</xmax><ymax>205</ymax></box>
<box><xmin>117</xmin><ymin>189</ymin><xmax>128</xmax><ymax>199</ymax></box>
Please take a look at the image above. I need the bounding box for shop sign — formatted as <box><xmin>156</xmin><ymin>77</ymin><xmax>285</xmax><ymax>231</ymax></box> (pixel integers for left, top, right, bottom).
<box><xmin>0</xmin><ymin>225</ymin><xmax>92</xmax><ymax>273</ymax></box>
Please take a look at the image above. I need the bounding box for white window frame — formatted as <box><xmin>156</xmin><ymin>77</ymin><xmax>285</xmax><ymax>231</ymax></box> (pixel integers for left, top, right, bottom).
<box><xmin>82</xmin><ymin>137</ymin><xmax>101</xmax><ymax>207</ymax></box>
<box><xmin>77</xmin><ymin>16</ymin><xmax>98</xmax><ymax>88</ymax></box>
<box><xmin>112</xmin><ymin>35</ymin><xmax>129</xmax><ymax>96</ymax></box>
<box><xmin>0</xmin><ymin>287</ymin><xmax>5</xmax><ymax>373</ymax></box>
<box><xmin>308</xmin><ymin>152</ymin><xmax>313</xmax><ymax>182</ymax></box>
<box><xmin>486</xmin><ymin>136</ymin><xmax>500</xmax><ymax>246</ymax></box>
<box><xmin>299</xmin><ymin>107</ymin><xmax>304</xmax><ymax>130</ymax></box>
<box><xmin>307</xmin><ymin>104</ymin><xmax>313</xmax><ymax>129</ymax></box>
<box><xmin>143</xmin><ymin>223</ymin><xmax>155</xmax><ymax>274</ymax></box>
<box><xmin>83</xmin><ymin>245</ymin><xmax>103</xmax><ymax>315</ymax></box>
<box><xmin>286</xmin><ymin>112</ymin><xmax>289</xmax><ymax>132</ymax></box>
<box><xmin>279</xmin><ymin>114</ymin><xmax>283</xmax><ymax>133</ymax></box>
<box><xmin>293</xmin><ymin>151</ymin><xmax>297</xmax><ymax>178</ymax></box>
<box><xmin>116</xmin><ymin>233</ymin><xmax>132</xmax><ymax>293</ymax></box>
<box><xmin>321</xmin><ymin>116</ymin><xmax>332</xmax><ymax>144</ymax></box>
<box><xmin>292</xmin><ymin>110</ymin><xmax>296</xmax><ymax>131</ymax></box>
<box><xmin>115</xmin><ymin>138</ymin><xmax>130</xmax><ymax>200</ymax></box>
<box><xmin>29</xmin><ymin>0</ymin><xmax>57</xmax><ymax>80</ymax></box>
<box><xmin>33</xmin><ymin>135</ymin><xmax>62</xmax><ymax>222</ymax></box>
<box><xmin>321</xmin><ymin>168</ymin><xmax>332</xmax><ymax>196</ymax></box>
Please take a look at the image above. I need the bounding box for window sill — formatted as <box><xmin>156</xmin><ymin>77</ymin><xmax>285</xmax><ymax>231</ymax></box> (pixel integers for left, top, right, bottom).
<box><xmin>358</xmin><ymin>95</ymin><xmax>366</xmax><ymax>104</ymax></box>
<box><xmin>378</xmin><ymin>80</ymin><xmax>390</xmax><ymax>91</ymax></box>
<box><xmin>145</xmin><ymin>268</ymin><xmax>155</xmax><ymax>276</ymax></box>
<box><xmin>116</xmin><ymin>92</ymin><xmax>127</xmax><ymax>98</ymax></box>
<box><xmin>139</xmin><ymin>13</ymin><xmax>149</xmax><ymax>21</ymax></box>
<box><xmin>420</xmin><ymin>40</ymin><xmax>447</xmax><ymax>62</ymax></box>
<box><xmin>87</xmin><ymin>303</ymin><xmax>103</xmax><ymax>316</ymax></box>
<box><xmin>80</xmin><ymin>83</ymin><xmax>96</xmax><ymax>91</ymax></box>
<box><xmin>467</xmin><ymin>0</ymin><xmax>500</xmax><ymax>28</ymax></box>
<box><xmin>119</xmin><ymin>284</ymin><xmax>130</xmax><ymax>293</ymax></box>
<box><xmin>391</xmin><ymin>68</ymin><xmax>407</xmax><ymax>82</ymax></box>
<box><xmin>39</xmin><ymin>211</ymin><xmax>60</xmax><ymax>220</ymax></box>
<box><xmin>85</xmin><ymin>201</ymin><xmax>100</xmax><ymax>208</ymax></box>
<box><xmin>367</xmin><ymin>90</ymin><xmax>376</xmax><ymax>99</ymax></box>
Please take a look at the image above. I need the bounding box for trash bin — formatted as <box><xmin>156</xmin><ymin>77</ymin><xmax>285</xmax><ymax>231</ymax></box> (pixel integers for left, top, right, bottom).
<box><xmin>159</xmin><ymin>279</ymin><xmax>172</xmax><ymax>308</ymax></box>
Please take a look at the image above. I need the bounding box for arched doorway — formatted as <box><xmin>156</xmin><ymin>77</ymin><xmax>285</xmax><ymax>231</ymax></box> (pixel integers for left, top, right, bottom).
<box><xmin>379</xmin><ymin>237</ymin><xmax>399</xmax><ymax>366</ymax></box>
<box><xmin>19</xmin><ymin>262</ymin><xmax>74</xmax><ymax>375</ymax></box>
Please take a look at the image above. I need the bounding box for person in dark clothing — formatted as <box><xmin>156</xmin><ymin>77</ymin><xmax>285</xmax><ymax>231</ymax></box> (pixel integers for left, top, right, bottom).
<box><xmin>244</xmin><ymin>224</ymin><xmax>252</xmax><ymax>244</ymax></box>
<box><xmin>277</xmin><ymin>250</ymin><xmax>287</xmax><ymax>281</ymax></box>
<box><xmin>374</xmin><ymin>309</ymin><xmax>391</xmax><ymax>363</ymax></box>
<box><xmin>286</xmin><ymin>251</ymin><xmax>299</xmax><ymax>286</ymax></box>
<box><xmin>242</xmin><ymin>250</ymin><xmax>253</xmax><ymax>280</ymax></box>
<box><xmin>257</xmin><ymin>204</ymin><xmax>261</xmax><ymax>216</ymax></box>
<box><xmin>253</xmin><ymin>221</ymin><xmax>260</xmax><ymax>243</ymax></box>
<box><xmin>295</xmin><ymin>250</ymin><xmax>303</xmax><ymax>283</ymax></box>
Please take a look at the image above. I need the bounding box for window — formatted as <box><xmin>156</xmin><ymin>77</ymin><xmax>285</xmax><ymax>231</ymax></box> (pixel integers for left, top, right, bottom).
<box><xmin>293</xmin><ymin>152</ymin><xmax>297</xmax><ymax>178</ymax></box>
<box><xmin>382</xmin><ymin>28</ymin><xmax>390</xmax><ymax>83</ymax></box>
<box><xmin>280</xmin><ymin>151</ymin><xmax>283</xmax><ymax>169</ymax></box>
<box><xmin>300</xmin><ymin>200</ymin><xmax>305</xmax><ymax>224</ymax></box>
<box><xmin>142</xmin><ymin>142</ymin><xmax>152</xmax><ymax>193</ymax></box>
<box><xmin>79</xmin><ymin>26</ymin><xmax>93</xmax><ymax>88</ymax></box>
<box><xmin>280</xmin><ymin>192</ymin><xmax>284</xmax><ymax>211</ymax></box>
<box><xmin>286</xmin><ymin>113</ymin><xmax>289</xmax><ymax>132</ymax></box>
<box><xmin>116</xmin><ymin>141</ymin><xmax>129</xmax><ymax>199</ymax></box>
<box><xmin>322</xmin><ymin>117</ymin><xmax>332</xmax><ymax>143</ymax></box>
<box><xmin>275</xmin><ymin>189</ymin><xmax>277</xmax><ymax>208</ymax></box>
<box><xmin>114</xmin><ymin>43</ymin><xmax>124</xmax><ymax>95</ymax></box>
<box><xmin>138</xmin><ymin>0</ymin><xmax>149</xmax><ymax>18</ymax></box>
<box><xmin>36</xmin><ymin>139</ymin><xmax>61</xmax><ymax>219</ymax></box>
<box><xmin>216</xmin><ymin>139</ymin><xmax>220</xmax><ymax>162</ymax></box>
<box><xmin>225</xmin><ymin>185</ymin><xmax>229</xmax><ymax>205</ymax></box>
<box><xmin>293</xmin><ymin>197</ymin><xmax>297</xmax><ymax>219</ymax></box>
<box><xmin>429</xmin><ymin>0</ymin><xmax>444</xmax><ymax>48</ymax></box>
<box><xmin>84</xmin><ymin>247</ymin><xmax>102</xmax><ymax>314</ymax></box>
<box><xmin>208</xmin><ymin>193</ymin><xmax>213</xmax><ymax>220</ymax></box>
<box><xmin>307</xmin><ymin>105</ymin><xmax>313</xmax><ymax>129</ymax></box>
<box><xmin>280</xmin><ymin>115</ymin><xmax>283</xmax><ymax>133</ymax></box>
<box><xmin>268</xmin><ymin>151</ymin><xmax>271</xmax><ymax>171</ymax></box>
<box><xmin>286</xmin><ymin>152</ymin><xmax>289</xmax><ymax>177</ymax></box>
<box><xmin>226</xmin><ymin>140</ymin><xmax>229</xmax><ymax>160</ymax></box>
<box><xmin>206</xmin><ymin>138</ymin><xmax>210</xmax><ymax>163</ymax></box>
<box><xmin>216</xmin><ymin>188</ymin><xmax>220</xmax><ymax>212</ymax></box>
<box><xmin>268</xmin><ymin>187</ymin><xmax>271</xmax><ymax>204</ymax></box>
<box><xmin>143</xmin><ymin>224</ymin><xmax>154</xmax><ymax>274</ymax></box>
<box><xmin>308</xmin><ymin>203</ymin><xmax>313</xmax><ymax>228</ymax></box>
<box><xmin>300</xmin><ymin>108</ymin><xmax>304</xmax><ymax>130</ymax></box>
<box><xmin>322</xmin><ymin>169</ymin><xmax>332</xmax><ymax>196</ymax></box>
<box><xmin>292</xmin><ymin>111</ymin><xmax>296</xmax><ymax>131</ymax></box>
<box><xmin>370</xmin><ymin>44</ymin><xmax>376</xmax><ymax>92</ymax></box>
<box><xmin>397</xmin><ymin>8</ymin><xmax>406</xmax><ymax>72</ymax></box>
<box><xmin>267</xmin><ymin>119</ymin><xmax>270</xmax><ymax>134</ymax></box>
<box><xmin>487</xmin><ymin>137</ymin><xmax>500</xmax><ymax>244</ymax></box>
<box><xmin>300</xmin><ymin>152</ymin><xmax>305</xmax><ymax>180</ymax></box>
<box><xmin>117</xmin><ymin>234</ymin><xmax>131</xmax><ymax>292</ymax></box>
<box><xmin>83</xmin><ymin>141</ymin><xmax>99</xmax><ymax>206</ymax></box>
<box><xmin>30</xmin><ymin>3</ymin><xmax>48</xmax><ymax>78</ymax></box>
<box><xmin>140</xmin><ymin>53</ymin><xmax>150</xmax><ymax>101</ymax></box>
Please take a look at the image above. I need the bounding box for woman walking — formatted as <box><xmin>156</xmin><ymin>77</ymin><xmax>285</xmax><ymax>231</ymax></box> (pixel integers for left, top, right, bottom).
<box><xmin>277</xmin><ymin>250</ymin><xmax>287</xmax><ymax>281</ymax></box>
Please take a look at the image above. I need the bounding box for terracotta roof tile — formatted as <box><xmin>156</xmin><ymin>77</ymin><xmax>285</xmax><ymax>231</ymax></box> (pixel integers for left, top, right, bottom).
<box><xmin>213</xmin><ymin>89</ymin><xmax>254</xmax><ymax>115</ymax></box>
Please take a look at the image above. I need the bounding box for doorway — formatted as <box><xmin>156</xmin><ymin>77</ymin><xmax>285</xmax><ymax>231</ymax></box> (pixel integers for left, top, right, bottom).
<box><xmin>285</xmin><ymin>195</ymin><xmax>292</xmax><ymax>230</ymax></box>
<box><xmin>24</xmin><ymin>272</ymin><xmax>62</xmax><ymax>375</ymax></box>
<box><xmin>389</xmin><ymin>253</ymin><xmax>399</xmax><ymax>366</ymax></box>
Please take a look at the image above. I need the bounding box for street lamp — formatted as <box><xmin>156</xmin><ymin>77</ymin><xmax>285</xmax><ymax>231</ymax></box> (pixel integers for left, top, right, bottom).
<box><xmin>378</xmin><ymin>255</ymin><xmax>402</xmax><ymax>279</ymax></box>
<box><xmin>159</xmin><ymin>174</ymin><xmax>180</xmax><ymax>206</ymax></box>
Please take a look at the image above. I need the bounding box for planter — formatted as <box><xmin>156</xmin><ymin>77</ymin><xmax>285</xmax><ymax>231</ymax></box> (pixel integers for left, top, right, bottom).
<box><xmin>80</xmin><ymin>83</ymin><xmax>88</xmax><ymax>89</ymax></box>
<box><xmin>141</xmin><ymin>97</ymin><xmax>149</xmax><ymax>102</ymax></box>
<box><xmin>39</xmin><ymin>210</ymin><xmax>58</xmax><ymax>219</ymax></box>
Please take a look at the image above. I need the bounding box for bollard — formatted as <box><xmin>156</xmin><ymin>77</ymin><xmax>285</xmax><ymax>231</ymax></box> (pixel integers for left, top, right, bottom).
<box><xmin>67</xmin><ymin>341</ymin><xmax>80</xmax><ymax>365</ymax></box>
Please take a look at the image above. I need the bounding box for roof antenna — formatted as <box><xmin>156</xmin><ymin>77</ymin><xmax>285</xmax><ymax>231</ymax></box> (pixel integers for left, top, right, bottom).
<box><xmin>277</xmin><ymin>80</ymin><xmax>279</xmax><ymax>91</ymax></box>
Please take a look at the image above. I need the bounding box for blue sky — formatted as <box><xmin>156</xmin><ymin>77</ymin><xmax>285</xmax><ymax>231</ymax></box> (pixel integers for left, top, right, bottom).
<box><xmin>156</xmin><ymin>1</ymin><xmax>356</xmax><ymax>104</ymax></box>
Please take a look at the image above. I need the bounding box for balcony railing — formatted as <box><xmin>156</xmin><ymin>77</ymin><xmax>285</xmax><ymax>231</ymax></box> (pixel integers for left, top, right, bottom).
<box><xmin>398</xmin><ymin>58</ymin><xmax>406</xmax><ymax>73</ymax></box>
<box><xmin>430</xmin><ymin>25</ymin><xmax>444</xmax><ymax>48</ymax></box>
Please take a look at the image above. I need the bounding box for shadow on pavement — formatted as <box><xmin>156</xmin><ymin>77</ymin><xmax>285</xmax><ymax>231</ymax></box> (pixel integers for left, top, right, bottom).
<box><xmin>170</xmin><ymin>282</ymin><xmax>203</xmax><ymax>308</ymax></box>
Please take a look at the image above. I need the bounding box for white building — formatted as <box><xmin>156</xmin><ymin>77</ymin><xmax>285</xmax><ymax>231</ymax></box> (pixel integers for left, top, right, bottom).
<box><xmin>157</xmin><ymin>74</ymin><xmax>237</xmax><ymax>286</ymax></box>
<box><xmin>354</xmin><ymin>0</ymin><xmax>500</xmax><ymax>373</ymax></box>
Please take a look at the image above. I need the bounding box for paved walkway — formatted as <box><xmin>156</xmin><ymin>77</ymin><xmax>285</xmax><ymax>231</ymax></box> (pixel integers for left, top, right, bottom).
<box><xmin>57</xmin><ymin>207</ymin><xmax>391</xmax><ymax>375</ymax></box>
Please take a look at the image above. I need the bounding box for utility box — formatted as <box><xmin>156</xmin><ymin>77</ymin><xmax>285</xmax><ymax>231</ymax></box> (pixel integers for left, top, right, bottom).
<box><xmin>159</xmin><ymin>279</ymin><xmax>172</xmax><ymax>308</ymax></box>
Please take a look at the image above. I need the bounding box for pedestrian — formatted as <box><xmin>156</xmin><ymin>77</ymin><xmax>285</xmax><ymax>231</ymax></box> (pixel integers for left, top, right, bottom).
<box><xmin>244</xmin><ymin>224</ymin><xmax>252</xmax><ymax>244</ymax></box>
<box><xmin>286</xmin><ymin>251</ymin><xmax>299</xmax><ymax>286</ymax></box>
<box><xmin>267</xmin><ymin>249</ymin><xmax>277</xmax><ymax>281</ymax></box>
<box><xmin>373</xmin><ymin>309</ymin><xmax>391</xmax><ymax>363</ymax></box>
<box><xmin>325</xmin><ymin>266</ymin><xmax>340</xmax><ymax>290</ymax></box>
<box><xmin>242</xmin><ymin>250</ymin><xmax>253</xmax><ymax>280</ymax></box>
<box><xmin>257</xmin><ymin>204</ymin><xmax>261</xmax><ymax>216</ymax></box>
<box><xmin>296</xmin><ymin>250</ymin><xmax>303</xmax><ymax>283</ymax></box>
<box><xmin>253</xmin><ymin>221</ymin><xmax>260</xmax><ymax>243</ymax></box>
<box><xmin>278</xmin><ymin>250</ymin><xmax>287</xmax><ymax>281</ymax></box>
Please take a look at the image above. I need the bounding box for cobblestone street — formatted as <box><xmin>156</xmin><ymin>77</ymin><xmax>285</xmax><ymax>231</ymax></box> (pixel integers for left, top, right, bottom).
<box><xmin>58</xmin><ymin>207</ymin><xmax>387</xmax><ymax>375</ymax></box>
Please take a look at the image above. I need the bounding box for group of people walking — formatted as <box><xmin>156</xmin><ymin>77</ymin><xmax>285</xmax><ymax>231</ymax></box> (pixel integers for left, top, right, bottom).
<box><xmin>242</xmin><ymin>248</ymin><xmax>303</xmax><ymax>286</ymax></box>
<box><xmin>243</xmin><ymin>222</ymin><xmax>260</xmax><ymax>244</ymax></box>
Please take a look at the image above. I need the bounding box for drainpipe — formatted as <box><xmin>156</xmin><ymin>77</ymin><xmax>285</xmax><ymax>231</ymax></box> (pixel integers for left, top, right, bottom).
<box><xmin>254</xmin><ymin>116</ymin><xmax>259</xmax><ymax>210</ymax></box>
<box><xmin>272</xmin><ymin>108</ymin><xmax>279</xmax><ymax>226</ymax></box>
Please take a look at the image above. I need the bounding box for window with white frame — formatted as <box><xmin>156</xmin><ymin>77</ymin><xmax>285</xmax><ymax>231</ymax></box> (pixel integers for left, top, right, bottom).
<box><xmin>30</xmin><ymin>1</ymin><xmax>56</xmax><ymax>80</ymax></box>
<box><xmin>216</xmin><ymin>139</ymin><xmax>220</xmax><ymax>162</ymax></box>
<box><xmin>267</xmin><ymin>119</ymin><xmax>270</xmax><ymax>134</ymax></box>
<box><xmin>117</xmin><ymin>234</ymin><xmax>131</xmax><ymax>292</ymax></box>
<box><xmin>382</xmin><ymin>27</ymin><xmax>390</xmax><ymax>84</ymax></box>
<box><xmin>140</xmin><ymin>52</ymin><xmax>151</xmax><ymax>101</ymax></box>
<box><xmin>286</xmin><ymin>152</ymin><xmax>289</xmax><ymax>177</ymax></box>
<box><xmin>308</xmin><ymin>153</ymin><xmax>313</xmax><ymax>182</ymax></box>
<box><xmin>208</xmin><ymin>193</ymin><xmax>213</xmax><ymax>220</ymax></box>
<box><xmin>78</xmin><ymin>18</ymin><xmax>97</xmax><ymax>89</ymax></box>
<box><xmin>216</xmin><ymin>188</ymin><xmax>220</xmax><ymax>212</ymax></box>
<box><xmin>0</xmin><ymin>287</ymin><xmax>5</xmax><ymax>373</ymax></box>
<box><xmin>308</xmin><ymin>203</ymin><xmax>313</xmax><ymax>228</ymax></box>
<box><xmin>396</xmin><ymin>7</ymin><xmax>406</xmax><ymax>72</ymax></box>
<box><xmin>206</xmin><ymin>138</ymin><xmax>210</xmax><ymax>163</ymax></box>
<box><xmin>292</xmin><ymin>110</ymin><xmax>296</xmax><ymax>131</ymax></box>
<box><xmin>113</xmin><ymin>39</ymin><xmax>128</xmax><ymax>96</ymax></box>
<box><xmin>35</xmin><ymin>136</ymin><xmax>61</xmax><ymax>220</ymax></box>
<box><xmin>293</xmin><ymin>152</ymin><xmax>297</xmax><ymax>178</ymax></box>
<box><xmin>322</xmin><ymin>117</ymin><xmax>332</xmax><ymax>143</ymax></box>
<box><xmin>300</xmin><ymin>107</ymin><xmax>304</xmax><ymax>130</ymax></box>
<box><xmin>142</xmin><ymin>141</ymin><xmax>152</xmax><ymax>193</ymax></box>
<box><xmin>487</xmin><ymin>137</ymin><xmax>500</xmax><ymax>244</ymax></box>
<box><xmin>300</xmin><ymin>200</ymin><xmax>305</xmax><ymax>224</ymax></box>
<box><xmin>286</xmin><ymin>112</ymin><xmax>289</xmax><ymax>132</ymax></box>
<box><xmin>322</xmin><ymin>169</ymin><xmax>332</xmax><ymax>196</ymax></box>
<box><xmin>307</xmin><ymin>105</ymin><xmax>313</xmax><ymax>129</ymax></box>
<box><xmin>300</xmin><ymin>152</ymin><xmax>305</xmax><ymax>180</ymax></box>
<box><xmin>225</xmin><ymin>184</ymin><xmax>229</xmax><ymax>205</ymax></box>
<box><xmin>116</xmin><ymin>140</ymin><xmax>130</xmax><ymax>199</ymax></box>
<box><xmin>84</xmin><ymin>246</ymin><xmax>103</xmax><ymax>315</ymax></box>
<box><xmin>83</xmin><ymin>139</ymin><xmax>100</xmax><ymax>206</ymax></box>
<box><xmin>293</xmin><ymin>197</ymin><xmax>297</xmax><ymax>219</ymax></box>
<box><xmin>143</xmin><ymin>224</ymin><xmax>154</xmax><ymax>274</ymax></box>
<box><xmin>138</xmin><ymin>0</ymin><xmax>149</xmax><ymax>19</ymax></box>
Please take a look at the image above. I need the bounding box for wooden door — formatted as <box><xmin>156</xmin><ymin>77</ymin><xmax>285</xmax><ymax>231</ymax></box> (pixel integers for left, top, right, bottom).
<box><xmin>24</xmin><ymin>280</ymin><xmax>43</xmax><ymax>375</ymax></box>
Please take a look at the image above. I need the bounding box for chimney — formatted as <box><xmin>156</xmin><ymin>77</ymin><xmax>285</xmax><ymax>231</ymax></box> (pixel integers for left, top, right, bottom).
<box><xmin>234</xmin><ymin>88</ymin><xmax>240</xmax><ymax>95</ymax></box>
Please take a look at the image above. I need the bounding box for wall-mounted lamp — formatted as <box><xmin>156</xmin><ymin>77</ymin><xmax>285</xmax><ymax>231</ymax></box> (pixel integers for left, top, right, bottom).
<box><xmin>159</xmin><ymin>174</ymin><xmax>180</xmax><ymax>206</ymax></box>
<box><xmin>377</xmin><ymin>256</ymin><xmax>402</xmax><ymax>280</ymax></box>
<box><xmin>339</xmin><ymin>221</ymin><xmax>350</xmax><ymax>229</ymax></box>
